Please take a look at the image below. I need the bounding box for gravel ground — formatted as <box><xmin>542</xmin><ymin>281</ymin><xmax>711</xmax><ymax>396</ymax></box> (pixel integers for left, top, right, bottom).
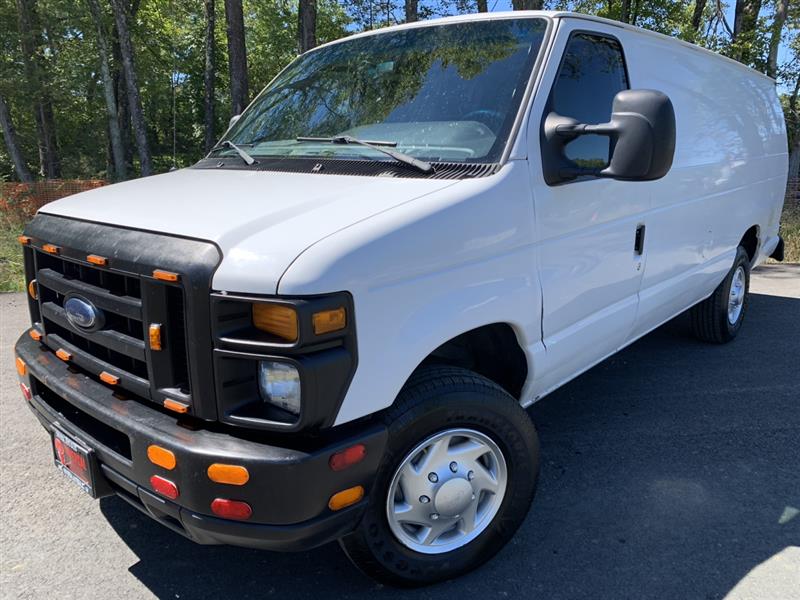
<box><xmin>1</xmin><ymin>264</ymin><xmax>798</xmax><ymax>600</ymax></box>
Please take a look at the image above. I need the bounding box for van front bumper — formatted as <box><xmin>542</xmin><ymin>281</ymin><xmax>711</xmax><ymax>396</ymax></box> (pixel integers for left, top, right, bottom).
<box><xmin>14</xmin><ymin>332</ymin><xmax>386</xmax><ymax>551</ymax></box>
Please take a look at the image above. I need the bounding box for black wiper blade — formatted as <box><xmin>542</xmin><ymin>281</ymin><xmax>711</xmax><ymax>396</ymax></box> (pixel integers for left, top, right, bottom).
<box><xmin>296</xmin><ymin>135</ymin><xmax>434</xmax><ymax>174</ymax></box>
<box><xmin>209</xmin><ymin>140</ymin><xmax>257</xmax><ymax>165</ymax></box>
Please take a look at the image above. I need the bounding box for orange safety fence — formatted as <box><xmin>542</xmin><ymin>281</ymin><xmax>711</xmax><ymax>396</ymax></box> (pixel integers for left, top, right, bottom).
<box><xmin>1</xmin><ymin>179</ymin><xmax>107</xmax><ymax>227</ymax></box>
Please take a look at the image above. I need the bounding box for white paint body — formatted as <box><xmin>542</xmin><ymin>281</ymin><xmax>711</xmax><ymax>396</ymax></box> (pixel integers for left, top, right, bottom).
<box><xmin>41</xmin><ymin>12</ymin><xmax>788</xmax><ymax>426</ymax></box>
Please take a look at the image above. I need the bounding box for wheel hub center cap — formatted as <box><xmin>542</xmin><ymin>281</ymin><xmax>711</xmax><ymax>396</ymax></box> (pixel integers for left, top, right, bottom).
<box><xmin>433</xmin><ymin>477</ymin><xmax>473</xmax><ymax>517</ymax></box>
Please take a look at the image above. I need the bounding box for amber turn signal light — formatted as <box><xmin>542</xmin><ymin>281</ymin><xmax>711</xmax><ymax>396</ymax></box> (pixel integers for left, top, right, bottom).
<box><xmin>329</xmin><ymin>486</ymin><xmax>364</xmax><ymax>511</ymax></box>
<box><xmin>147</xmin><ymin>445</ymin><xmax>176</xmax><ymax>470</ymax></box>
<box><xmin>15</xmin><ymin>357</ymin><xmax>27</xmax><ymax>376</ymax></box>
<box><xmin>27</xmin><ymin>279</ymin><xmax>37</xmax><ymax>300</ymax></box>
<box><xmin>55</xmin><ymin>348</ymin><xmax>72</xmax><ymax>361</ymax></box>
<box><xmin>207</xmin><ymin>464</ymin><xmax>249</xmax><ymax>486</ymax></box>
<box><xmin>312</xmin><ymin>307</ymin><xmax>346</xmax><ymax>335</ymax></box>
<box><xmin>149</xmin><ymin>324</ymin><xmax>162</xmax><ymax>351</ymax></box>
<box><xmin>99</xmin><ymin>371</ymin><xmax>119</xmax><ymax>385</ymax></box>
<box><xmin>86</xmin><ymin>254</ymin><xmax>108</xmax><ymax>266</ymax></box>
<box><xmin>43</xmin><ymin>244</ymin><xmax>61</xmax><ymax>255</ymax></box>
<box><xmin>252</xmin><ymin>304</ymin><xmax>298</xmax><ymax>342</ymax></box>
<box><xmin>163</xmin><ymin>398</ymin><xmax>189</xmax><ymax>414</ymax></box>
<box><xmin>153</xmin><ymin>269</ymin><xmax>179</xmax><ymax>282</ymax></box>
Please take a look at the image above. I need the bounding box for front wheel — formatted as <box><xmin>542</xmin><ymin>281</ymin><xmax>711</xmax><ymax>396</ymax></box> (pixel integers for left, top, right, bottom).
<box><xmin>339</xmin><ymin>366</ymin><xmax>539</xmax><ymax>587</ymax></box>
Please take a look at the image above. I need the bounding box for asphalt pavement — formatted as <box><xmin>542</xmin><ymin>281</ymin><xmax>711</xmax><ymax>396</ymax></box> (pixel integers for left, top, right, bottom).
<box><xmin>1</xmin><ymin>264</ymin><xmax>798</xmax><ymax>600</ymax></box>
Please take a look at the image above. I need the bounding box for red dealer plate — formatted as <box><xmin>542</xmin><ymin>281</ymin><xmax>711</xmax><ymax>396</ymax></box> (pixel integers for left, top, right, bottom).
<box><xmin>52</xmin><ymin>429</ymin><xmax>96</xmax><ymax>496</ymax></box>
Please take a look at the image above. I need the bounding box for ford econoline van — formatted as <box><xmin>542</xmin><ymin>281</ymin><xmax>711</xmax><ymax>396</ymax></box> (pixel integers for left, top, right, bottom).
<box><xmin>15</xmin><ymin>11</ymin><xmax>787</xmax><ymax>586</ymax></box>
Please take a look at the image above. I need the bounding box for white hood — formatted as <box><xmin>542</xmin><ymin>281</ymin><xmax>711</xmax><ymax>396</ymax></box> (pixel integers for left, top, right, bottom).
<box><xmin>40</xmin><ymin>168</ymin><xmax>457</xmax><ymax>294</ymax></box>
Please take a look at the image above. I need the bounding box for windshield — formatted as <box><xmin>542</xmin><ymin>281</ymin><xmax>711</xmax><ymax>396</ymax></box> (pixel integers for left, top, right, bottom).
<box><xmin>221</xmin><ymin>18</ymin><xmax>547</xmax><ymax>165</ymax></box>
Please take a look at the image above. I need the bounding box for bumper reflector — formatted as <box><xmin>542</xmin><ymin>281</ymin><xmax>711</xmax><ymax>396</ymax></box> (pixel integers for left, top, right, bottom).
<box><xmin>15</xmin><ymin>357</ymin><xmax>27</xmax><ymax>376</ymax></box>
<box><xmin>147</xmin><ymin>445</ymin><xmax>176</xmax><ymax>470</ymax></box>
<box><xmin>150</xmin><ymin>475</ymin><xmax>179</xmax><ymax>499</ymax></box>
<box><xmin>329</xmin><ymin>444</ymin><xmax>367</xmax><ymax>472</ymax></box>
<box><xmin>55</xmin><ymin>349</ymin><xmax>72</xmax><ymax>362</ymax></box>
<box><xmin>207</xmin><ymin>464</ymin><xmax>249</xmax><ymax>486</ymax></box>
<box><xmin>20</xmin><ymin>382</ymin><xmax>32</xmax><ymax>401</ymax></box>
<box><xmin>211</xmin><ymin>498</ymin><xmax>252</xmax><ymax>521</ymax></box>
<box><xmin>29</xmin><ymin>329</ymin><xmax>42</xmax><ymax>341</ymax></box>
<box><xmin>328</xmin><ymin>485</ymin><xmax>364</xmax><ymax>511</ymax></box>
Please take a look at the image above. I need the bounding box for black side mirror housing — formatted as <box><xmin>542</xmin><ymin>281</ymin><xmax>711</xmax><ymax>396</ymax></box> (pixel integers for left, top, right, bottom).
<box><xmin>541</xmin><ymin>89</ymin><xmax>676</xmax><ymax>185</ymax></box>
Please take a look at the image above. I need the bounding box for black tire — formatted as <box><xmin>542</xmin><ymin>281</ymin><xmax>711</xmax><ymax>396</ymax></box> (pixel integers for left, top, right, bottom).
<box><xmin>690</xmin><ymin>246</ymin><xmax>751</xmax><ymax>343</ymax></box>
<box><xmin>339</xmin><ymin>366</ymin><xmax>539</xmax><ymax>587</ymax></box>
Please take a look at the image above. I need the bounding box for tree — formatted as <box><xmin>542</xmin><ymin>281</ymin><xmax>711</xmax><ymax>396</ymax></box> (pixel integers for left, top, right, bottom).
<box><xmin>405</xmin><ymin>0</ymin><xmax>418</xmax><ymax>22</ymax></box>
<box><xmin>15</xmin><ymin>0</ymin><xmax>60</xmax><ymax>178</ymax></box>
<box><xmin>690</xmin><ymin>0</ymin><xmax>707</xmax><ymax>33</ymax></box>
<box><xmin>732</xmin><ymin>0</ymin><xmax>762</xmax><ymax>63</ymax></box>
<box><xmin>512</xmin><ymin>0</ymin><xmax>544</xmax><ymax>9</ymax></box>
<box><xmin>109</xmin><ymin>0</ymin><xmax>152</xmax><ymax>176</ymax></box>
<box><xmin>298</xmin><ymin>0</ymin><xmax>317</xmax><ymax>53</ymax></box>
<box><xmin>767</xmin><ymin>0</ymin><xmax>788</xmax><ymax>78</ymax></box>
<box><xmin>203</xmin><ymin>0</ymin><xmax>216</xmax><ymax>151</ymax></box>
<box><xmin>476</xmin><ymin>0</ymin><xmax>488</xmax><ymax>12</ymax></box>
<box><xmin>86</xmin><ymin>0</ymin><xmax>126</xmax><ymax>181</ymax></box>
<box><xmin>0</xmin><ymin>94</ymin><xmax>33</xmax><ymax>182</ymax></box>
<box><xmin>224</xmin><ymin>0</ymin><xmax>249</xmax><ymax>115</ymax></box>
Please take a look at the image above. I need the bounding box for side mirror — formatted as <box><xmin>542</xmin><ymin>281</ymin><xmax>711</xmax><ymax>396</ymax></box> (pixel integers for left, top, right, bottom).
<box><xmin>541</xmin><ymin>89</ymin><xmax>676</xmax><ymax>185</ymax></box>
<box><xmin>228</xmin><ymin>114</ymin><xmax>241</xmax><ymax>130</ymax></box>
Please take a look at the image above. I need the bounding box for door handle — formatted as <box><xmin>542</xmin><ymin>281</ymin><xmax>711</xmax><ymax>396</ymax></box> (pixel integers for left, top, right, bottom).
<box><xmin>634</xmin><ymin>224</ymin><xmax>646</xmax><ymax>255</ymax></box>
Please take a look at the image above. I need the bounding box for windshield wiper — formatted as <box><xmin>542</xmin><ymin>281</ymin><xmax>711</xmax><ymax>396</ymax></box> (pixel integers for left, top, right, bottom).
<box><xmin>209</xmin><ymin>140</ymin><xmax>257</xmax><ymax>165</ymax></box>
<box><xmin>296</xmin><ymin>135</ymin><xmax>434</xmax><ymax>174</ymax></box>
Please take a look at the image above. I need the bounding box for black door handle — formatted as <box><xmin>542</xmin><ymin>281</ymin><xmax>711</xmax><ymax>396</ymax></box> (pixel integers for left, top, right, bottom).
<box><xmin>634</xmin><ymin>224</ymin><xmax>646</xmax><ymax>255</ymax></box>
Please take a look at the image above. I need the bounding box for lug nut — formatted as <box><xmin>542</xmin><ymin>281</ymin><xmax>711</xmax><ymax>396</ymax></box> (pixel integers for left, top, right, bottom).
<box><xmin>428</xmin><ymin>472</ymin><xmax>438</xmax><ymax>483</ymax></box>
<box><xmin>430</xmin><ymin>513</ymin><xmax>439</xmax><ymax>520</ymax></box>
<box><xmin>419</xmin><ymin>495</ymin><xmax>430</xmax><ymax>504</ymax></box>
<box><xmin>468</xmin><ymin>470</ymin><xmax>475</xmax><ymax>481</ymax></box>
<box><xmin>449</xmin><ymin>461</ymin><xmax>458</xmax><ymax>473</ymax></box>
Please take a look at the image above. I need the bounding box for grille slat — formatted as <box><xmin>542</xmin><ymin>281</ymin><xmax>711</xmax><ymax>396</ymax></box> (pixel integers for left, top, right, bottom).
<box><xmin>37</xmin><ymin>268</ymin><xmax>142</xmax><ymax>320</ymax></box>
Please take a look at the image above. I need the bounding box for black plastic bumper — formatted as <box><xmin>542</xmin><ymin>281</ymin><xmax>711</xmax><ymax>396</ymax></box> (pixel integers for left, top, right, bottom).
<box><xmin>15</xmin><ymin>333</ymin><xmax>386</xmax><ymax>551</ymax></box>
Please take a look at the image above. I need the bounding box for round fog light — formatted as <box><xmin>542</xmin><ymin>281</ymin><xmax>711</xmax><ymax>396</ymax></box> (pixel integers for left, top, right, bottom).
<box><xmin>258</xmin><ymin>361</ymin><xmax>301</xmax><ymax>415</ymax></box>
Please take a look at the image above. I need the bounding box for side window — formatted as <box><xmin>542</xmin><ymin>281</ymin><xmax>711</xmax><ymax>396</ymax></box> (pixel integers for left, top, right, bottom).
<box><xmin>551</xmin><ymin>33</ymin><xmax>628</xmax><ymax>169</ymax></box>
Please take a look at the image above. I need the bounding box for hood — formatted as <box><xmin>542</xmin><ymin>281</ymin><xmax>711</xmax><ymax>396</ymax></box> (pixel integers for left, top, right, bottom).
<box><xmin>40</xmin><ymin>168</ymin><xmax>458</xmax><ymax>294</ymax></box>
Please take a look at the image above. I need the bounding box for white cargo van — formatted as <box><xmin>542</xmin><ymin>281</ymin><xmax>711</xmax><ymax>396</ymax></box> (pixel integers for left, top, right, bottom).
<box><xmin>15</xmin><ymin>11</ymin><xmax>787</xmax><ymax>586</ymax></box>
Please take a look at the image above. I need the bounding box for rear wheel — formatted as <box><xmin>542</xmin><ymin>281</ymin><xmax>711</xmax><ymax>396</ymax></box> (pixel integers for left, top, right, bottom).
<box><xmin>339</xmin><ymin>366</ymin><xmax>539</xmax><ymax>587</ymax></box>
<box><xmin>690</xmin><ymin>246</ymin><xmax>751</xmax><ymax>343</ymax></box>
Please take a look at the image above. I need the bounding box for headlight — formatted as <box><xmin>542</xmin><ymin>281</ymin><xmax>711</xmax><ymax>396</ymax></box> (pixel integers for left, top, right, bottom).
<box><xmin>258</xmin><ymin>361</ymin><xmax>301</xmax><ymax>415</ymax></box>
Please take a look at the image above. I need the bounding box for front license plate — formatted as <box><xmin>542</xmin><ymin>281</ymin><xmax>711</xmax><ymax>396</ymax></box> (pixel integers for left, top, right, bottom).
<box><xmin>52</xmin><ymin>429</ymin><xmax>96</xmax><ymax>496</ymax></box>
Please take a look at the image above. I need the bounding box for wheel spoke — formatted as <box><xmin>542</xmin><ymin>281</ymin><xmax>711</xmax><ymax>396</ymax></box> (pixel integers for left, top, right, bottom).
<box><xmin>398</xmin><ymin>463</ymin><xmax>430</xmax><ymax>502</ymax></box>
<box><xmin>458</xmin><ymin>497</ymin><xmax>479</xmax><ymax>534</ymax></box>
<box><xmin>470</xmin><ymin>463</ymin><xmax>499</xmax><ymax>494</ymax></box>
<box><xmin>447</xmin><ymin>438</ymin><xmax>489</xmax><ymax>463</ymax></box>
<box><xmin>393</xmin><ymin>501</ymin><xmax>429</xmax><ymax>526</ymax></box>
<box><xmin>416</xmin><ymin>437</ymin><xmax>450</xmax><ymax>473</ymax></box>
<box><xmin>419</xmin><ymin>520</ymin><xmax>453</xmax><ymax>546</ymax></box>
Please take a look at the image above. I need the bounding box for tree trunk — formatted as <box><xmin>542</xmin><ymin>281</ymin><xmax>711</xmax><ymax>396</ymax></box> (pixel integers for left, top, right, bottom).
<box><xmin>0</xmin><ymin>94</ymin><xmax>34</xmax><ymax>182</ymax></box>
<box><xmin>405</xmin><ymin>0</ymin><xmax>418</xmax><ymax>22</ymax></box>
<box><xmin>511</xmin><ymin>0</ymin><xmax>543</xmax><ymax>9</ymax></box>
<box><xmin>224</xmin><ymin>0</ymin><xmax>249</xmax><ymax>115</ymax></box>
<box><xmin>620</xmin><ymin>0</ymin><xmax>631</xmax><ymax>23</ymax></box>
<box><xmin>86</xmin><ymin>0</ymin><xmax>126</xmax><ymax>181</ymax></box>
<box><xmin>788</xmin><ymin>77</ymin><xmax>800</xmax><ymax>181</ymax></box>
<box><xmin>766</xmin><ymin>0</ymin><xmax>788</xmax><ymax>79</ymax></box>
<box><xmin>690</xmin><ymin>0</ymin><xmax>707</xmax><ymax>32</ymax></box>
<box><xmin>109</xmin><ymin>0</ymin><xmax>152</xmax><ymax>176</ymax></box>
<box><xmin>732</xmin><ymin>0</ymin><xmax>762</xmax><ymax>63</ymax></box>
<box><xmin>476</xmin><ymin>0</ymin><xmax>488</xmax><ymax>12</ymax></box>
<box><xmin>15</xmin><ymin>0</ymin><xmax>60</xmax><ymax>178</ymax></box>
<box><xmin>203</xmin><ymin>0</ymin><xmax>216</xmax><ymax>151</ymax></box>
<box><xmin>298</xmin><ymin>0</ymin><xmax>317</xmax><ymax>53</ymax></box>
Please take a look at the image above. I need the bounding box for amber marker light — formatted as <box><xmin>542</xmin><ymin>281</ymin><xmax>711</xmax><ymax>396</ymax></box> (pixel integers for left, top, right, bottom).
<box><xmin>86</xmin><ymin>254</ymin><xmax>108</xmax><ymax>266</ymax></box>
<box><xmin>252</xmin><ymin>304</ymin><xmax>298</xmax><ymax>342</ymax></box>
<box><xmin>149</xmin><ymin>324</ymin><xmax>162</xmax><ymax>351</ymax></box>
<box><xmin>18</xmin><ymin>235</ymin><xmax>31</xmax><ymax>245</ymax></box>
<box><xmin>43</xmin><ymin>244</ymin><xmax>61</xmax><ymax>255</ymax></box>
<box><xmin>312</xmin><ymin>307</ymin><xmax>346</xmax><ymax>335</ymax></box>
<box><xmin>100</xmin><ymin>371</ymin><xmax>119</xmax><ymax>385</ymax></box>
<box><xmin>328</xmin><ymin>485</ymin><xmax>364</xmax><ymax>511</ymax></box>
<box><xmin>29</xmin><ymin>329</ymin><xmax>42</xmax><ymax>341</ymax></box>
<box><xmin>164</xmin><ymin>399</ymin><xmax>189</xmax><ymax>414</ymax></box>
<box><xmin>207</xmin><ymin>464</ymin><xmax>250</xmax><ymax>486</ymax></box>
<box><xmin>15</xmin><ymin>357</ymin><xmax>27</xmax><ymax>376</ymax></box>
<box><xmin>27</xmin><ymin>279</ymin><xmax>38</xmax><ymax>300</ymax></box>
<box><xmin>153</xmin><ymin>269</ymin><xmax>179</xmax><ymax>282</ymax></box>
<box><xmin>55</xmin><ymin>349</ymin><xmax>72</xmax><ymax>362</ymax></box>
<box><xmin>147</xmin><ymin>445</ymin><xmax>176</xmax><ymax>470</ymax></box>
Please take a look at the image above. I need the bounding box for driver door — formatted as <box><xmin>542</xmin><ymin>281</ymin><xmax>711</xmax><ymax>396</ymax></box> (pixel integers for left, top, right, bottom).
<box><xmin>528</xmin><ymin>23</ymin><xmax>647</xmax><ymax>395</ymax></box>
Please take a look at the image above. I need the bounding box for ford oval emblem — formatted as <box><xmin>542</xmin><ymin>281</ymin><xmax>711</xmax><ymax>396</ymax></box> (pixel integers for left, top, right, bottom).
<box><xmin>64</xmin><ymin>296</ymin><xmax>103</xmax><ymax>331</ymax></box>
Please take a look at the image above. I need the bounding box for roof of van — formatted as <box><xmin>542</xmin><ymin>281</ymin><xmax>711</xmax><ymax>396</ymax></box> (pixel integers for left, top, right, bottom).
<box><xmin>310</xmin><ymin>11</ymin><xmax>775</xmax><ymax>83</ymax></box>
